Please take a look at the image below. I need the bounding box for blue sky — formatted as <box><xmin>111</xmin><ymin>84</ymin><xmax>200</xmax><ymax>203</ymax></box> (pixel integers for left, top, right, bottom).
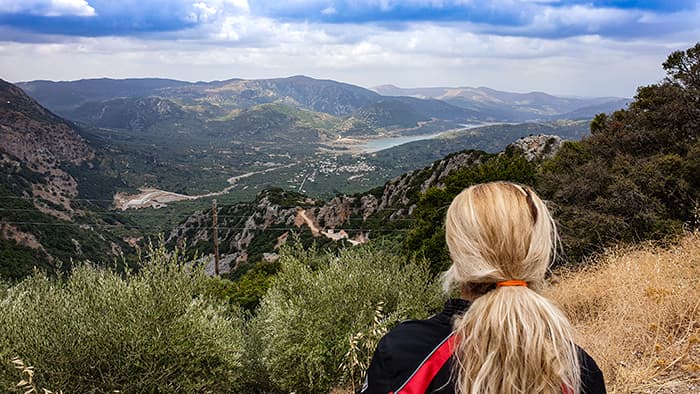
<box><xmin>0</xmin><ymin>0</ymin><xmax>698</xmax><ymax>96</ymax></box>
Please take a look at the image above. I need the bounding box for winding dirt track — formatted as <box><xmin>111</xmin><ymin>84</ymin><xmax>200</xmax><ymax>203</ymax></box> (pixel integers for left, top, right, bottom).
<box><xmin>114</xmin><ymin>163</ymin><xmax>297</xmax><ymax>210</ymax></box>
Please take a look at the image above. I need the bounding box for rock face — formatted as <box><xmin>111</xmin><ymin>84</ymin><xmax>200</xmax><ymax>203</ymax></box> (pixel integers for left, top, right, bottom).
<box><xmin>0</xmin><ymin>79</ymin><xmax>95</xmax><ymax>217</ymax></box>
<box><xmin>508</xmin><ymin>134</ymin><xmax>563</xmax><ymax>161</ymax></box>
<box><xmin>0</xmin><ymin>80</ymin><xmax>95</xmax><ymax>166</ymax></box>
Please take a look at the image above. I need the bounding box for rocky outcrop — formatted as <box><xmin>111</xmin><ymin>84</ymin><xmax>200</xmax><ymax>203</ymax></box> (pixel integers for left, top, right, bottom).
<box><xmin>508</xmin><ymin>134</ymin><xmax>563</xmax><ymax>161</ymax></box>
<box><xmin>0</xmin><ymin>79</ymin><xmax>130</xmax><ymax>274</ymax></box>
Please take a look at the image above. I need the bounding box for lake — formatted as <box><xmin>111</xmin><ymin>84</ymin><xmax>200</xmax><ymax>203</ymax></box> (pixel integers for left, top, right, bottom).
<box><xmin>358</xmin><ymin>123</ymin><xmax>494</xmax><ymax>153</ymax></box>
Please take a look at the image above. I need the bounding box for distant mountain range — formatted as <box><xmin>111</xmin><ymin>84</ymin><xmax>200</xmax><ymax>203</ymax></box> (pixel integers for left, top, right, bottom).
<box><xmin>5</xmin><ymin>75</ymin><xmax>609</xmax><ymax>206</ymax></box>
<box><xmin>18</xmin><ymin>76</ymin><xmax>628</xmax><ymax>126</ymax></box>
<box><xmin>372</xmin><ymin>84</ymin><xmax>630</xmax><ymax>121</ymax></box>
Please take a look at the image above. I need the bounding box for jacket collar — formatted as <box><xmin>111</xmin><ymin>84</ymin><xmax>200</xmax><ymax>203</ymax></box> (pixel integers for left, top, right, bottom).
<box><xmin>436</xmin><ymin>298</ymin><xmax>470</xmax><ymax>323</ymax></box>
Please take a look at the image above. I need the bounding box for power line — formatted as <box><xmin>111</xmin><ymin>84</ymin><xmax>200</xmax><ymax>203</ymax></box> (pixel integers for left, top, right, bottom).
<box><xmin>0</xmin><ymin>209</ymin><xmax>418</xmax><ymax>222</ymax></box>
<box><xmin>0</xmin><ymin>221</ymin><xmax>413</xmax><ymax>232</ymax></box>
<box><xmin>0</xmin><ymin>195</ymin><xmax>115</xmax><ymax>202</ymax></box>
<box><xmin>0</xmin><ymin>196</ymin><xmax>417</xmax><ymax>211</ymax></box>
<box><xmin>0</xmin><ymin>206</ymin><xmax>414</xmax><ymax>215</ymax></box>
<box><xmin>0</xmin><ymin>208</ymin><xmax>267</xmax><ymax>219</ymax></box>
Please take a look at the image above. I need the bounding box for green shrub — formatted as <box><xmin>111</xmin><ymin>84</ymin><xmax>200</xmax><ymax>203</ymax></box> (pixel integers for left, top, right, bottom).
<box><xmin>0</xmin><ymin>243</ymin><xmax>247</xmax><ymax>393</ymax></box>
<box><xmin>252</xmin><ymin>242</ymin><xmax>442</xmax><ymax>392</ymax></box>
<box><xmin>204</xmin><ymin>260</ymin><xmax>279</xmax><ymax>312</ymax></box>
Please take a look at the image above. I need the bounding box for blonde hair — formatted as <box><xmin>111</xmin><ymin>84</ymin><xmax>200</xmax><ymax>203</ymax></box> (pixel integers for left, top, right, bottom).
<box><xmin>444</xmin><ymin>181</ymin><xmax>581</xmax><ymax>394</ymax></box>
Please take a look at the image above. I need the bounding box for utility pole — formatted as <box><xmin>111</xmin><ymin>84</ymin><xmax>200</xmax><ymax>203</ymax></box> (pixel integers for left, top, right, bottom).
<box><xmin>212</xmin><ymin>199</ymin><xmax>220</xmax><ymax>276</ymax></box>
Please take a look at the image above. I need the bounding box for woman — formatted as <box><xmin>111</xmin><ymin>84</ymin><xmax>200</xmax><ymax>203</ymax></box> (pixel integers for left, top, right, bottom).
<box><xmin>363</xmin><ymin>182</ymin><xmax>606</xmax><ymax>394</ymax></box>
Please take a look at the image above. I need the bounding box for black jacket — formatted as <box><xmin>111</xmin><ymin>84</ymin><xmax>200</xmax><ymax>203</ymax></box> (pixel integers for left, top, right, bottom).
<box><xmin>362</xmin><ymin>299</ymin><xmax>606</xmax><ymax>394</ymax></box>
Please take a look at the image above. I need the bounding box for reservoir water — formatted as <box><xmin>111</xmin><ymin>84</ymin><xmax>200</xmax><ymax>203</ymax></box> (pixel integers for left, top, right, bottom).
<box><xmin>359</xmin><ymin>123</ymin><xmax>494</xmax><ymax>153</ymax></box>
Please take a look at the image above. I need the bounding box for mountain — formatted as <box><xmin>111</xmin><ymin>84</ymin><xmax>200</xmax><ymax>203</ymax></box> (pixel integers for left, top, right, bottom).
<box><xmin>18</xmin><ymin>76</ymin><xmax>382</xmax><ymax>117</ymax></box>
<box><xmin>65</xmin><ymin>97</ymin><xmax>188</xmax><ymax>131</ymax></box>
<box><xmin>246</xmin><ymin>75</ymin><xmax>382</xmax><ymax>116</ymax></box>
<box><xmin>372</xmin><ymin>84</ymin><xmax>628</xmax><ymax>121</ymax></box>
<box><xmin>16</xmin><ymin>78</ymin><xmax>189</xmax><ymax>115</ymax></box>
<box><xmin>19</xmin><ymin>77</ymin><xmax>622</xmax><ymax>130</ymax></box>
<box><xmin>0</xmin><ymin>79</ymin><xmax>131</xmax><ymax>278</ymax></box>
<box><xmin>350</xmin><ymin>96</ymin><xmax>479</xmax><ymax>132</ymax></box>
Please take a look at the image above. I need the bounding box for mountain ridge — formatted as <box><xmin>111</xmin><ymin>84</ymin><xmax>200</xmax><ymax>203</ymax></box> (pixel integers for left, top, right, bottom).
<box><xmin>372</xmin><ymin>84</ymin><xmax>629</xmax><ymax>121</ymax></box>
<box><xmin>18</xmin><ymin>76</ymin><xmax>626</xmax><ymax>123</ymax></box>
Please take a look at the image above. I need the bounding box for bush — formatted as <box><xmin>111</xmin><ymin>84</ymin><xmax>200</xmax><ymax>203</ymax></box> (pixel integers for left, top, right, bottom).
<box><xmin>204</xmin><ymin>260</ymin><xmax>279</xmax><ymax>312</ymax></box>
<box><xmin>252</xmin><ymin>242</ymin><xmax>443</xmax><ymax>392</ymax></box>
<box><xmin>0</xmin><ymin>243</ymin><xmax>248</xmax><ymax>393</ymax></box>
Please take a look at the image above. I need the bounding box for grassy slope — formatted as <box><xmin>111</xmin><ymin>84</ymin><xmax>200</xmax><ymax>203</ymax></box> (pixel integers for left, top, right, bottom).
<box><xmin>548</xmin><ymin>234</ymin><xmax>700</xmax><ymax>393</ymax></box>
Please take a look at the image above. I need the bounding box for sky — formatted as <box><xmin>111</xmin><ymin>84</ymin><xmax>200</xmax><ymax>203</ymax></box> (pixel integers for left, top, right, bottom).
<box><xmin>0</xmin><ymin>0</ymin><xmax>699</xmax><ymax>97</ymax></box>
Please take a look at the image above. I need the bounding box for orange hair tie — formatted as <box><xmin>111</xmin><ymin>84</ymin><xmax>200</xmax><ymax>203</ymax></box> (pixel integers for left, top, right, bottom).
<box><xmin>496</xmin><ymin>280</ymin><xmax>528</xmax><ymax>287</ymax></box>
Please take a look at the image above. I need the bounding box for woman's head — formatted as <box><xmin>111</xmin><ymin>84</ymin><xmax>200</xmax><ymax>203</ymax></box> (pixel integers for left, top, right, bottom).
<box><xmin>444</xmin><ymin>182</ymin><xmax>580</xmax><ymax>394</ymax></box>
<box><xmin>444</xmin><ymin>181</ymin><xmax>557</xmax><ymax>293</ymax></box>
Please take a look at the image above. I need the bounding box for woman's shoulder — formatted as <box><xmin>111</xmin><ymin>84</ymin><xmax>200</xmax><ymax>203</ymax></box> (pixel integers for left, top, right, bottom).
<box><xmin>378</xmin><ymin>315</ymin><xmax>452</xmax><ymax>357</ymax></box>
<box><xmin>576</xmin><ymin>346</ymin><xmax>607</xmax><ymax>394</ymax></box>
<box><xmin>364</xmin><ymin>316</ymin><xmax>456</xmax><ymax>394</ymax></box>
<box><xmin>378</xmin><ymin>299</ymin><xmax>469</xmax><ymax>359</ymax></box>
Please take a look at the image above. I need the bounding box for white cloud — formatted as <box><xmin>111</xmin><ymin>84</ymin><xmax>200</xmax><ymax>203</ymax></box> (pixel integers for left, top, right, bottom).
<box><xmin>2</xmin><ymin>1</ymin><xmax>697</xmax><ymax>97</ymax></box>
<box><xmin>531</xmin><ymin>5</ymin><xmax>632</xmax><ymax>32</ymax></box>
<box><xmin>189</xmin><ymin>2</ymin><xmax>219</xmax><ymax>23</ymax></box>
<box><xmin>0</xmin><ymin>0</ymin><xmax>96</xmax><ymax>16</ymax></box>
<box><xmin>321</xmin><ymin>5</ymin><xmax>337</xmax><ymax>15</ymax></box>
<box><xmin>2</xmin><ymin>18</ymin><xmax>685</xmax><ymax>97</ymax></box>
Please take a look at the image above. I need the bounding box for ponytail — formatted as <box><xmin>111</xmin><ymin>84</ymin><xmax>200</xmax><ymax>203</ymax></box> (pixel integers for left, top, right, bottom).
<box><xmin>452</xmin><ymin>286</ymin><xmax>580</xmax><ymax>394</ymax></box>
<box><xmin>444</xmin><ymin>182</ymin><xmax>581</xmax><ymax>394</ymax></box>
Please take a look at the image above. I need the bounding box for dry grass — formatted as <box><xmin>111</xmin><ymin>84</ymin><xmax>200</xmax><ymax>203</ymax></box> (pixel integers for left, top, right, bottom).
<box><xmin>547</xmin><ymin>234</ymin><xmax>700</xmax><ymax>393</ymax></box>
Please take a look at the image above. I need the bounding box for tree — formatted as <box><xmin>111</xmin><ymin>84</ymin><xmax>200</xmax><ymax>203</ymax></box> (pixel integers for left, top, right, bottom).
<box><xmin>663</xmin><ymin>42</ymin><xmax>700</xmax><ymax>91</ymax></box>
<box><xmin>539</xmin><ymin>43</ymin><xmax>700</xmax><ymax>260</ymax></box>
